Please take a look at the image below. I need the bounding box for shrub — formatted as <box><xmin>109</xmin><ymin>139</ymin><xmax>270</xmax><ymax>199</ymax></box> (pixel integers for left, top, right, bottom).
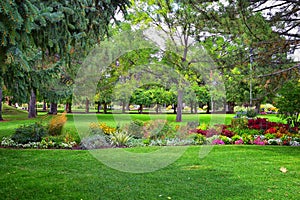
<box><xmin>48</xmin><ymin>113</ymin><xmax>67</xmax><ymax>136</ymax></box>
<box><xmin>110</xmin><ymin>130</ymin><xmax>132</xmax><ymax>147</ymax></box>
<box><xmin>1</xmin><ymin>137</ymin><xmax>17</xmax><ymax>147</ymax></box>
<box><xmin>89</xmin><ymin>122</ymin><xmax>116</xmax><ymax>136</ymax></box>
<box><xmin>221</xmin><ymin>129</ymin><xmax>234</xmax><ymax>138</ymax></box>
<box><xmin>275</xmin><ymin>80</ymin><xmax>300</xmax><ymax>127</ymax></box>
<box><xmin>230</xmin><ymin>128</ymin><xmax>262</xmax><ymax>136</ymax></box>
<box><xmin>197</xmin><ymin>123</ymin><xmax>209</xmax><ymax>130</ymax></box>
<box><xmin>189</xmin><ymin>133</ymin><xmax>206</xmax><ymax>145</ymax></box>
<box><xmin>231</xmin><ymin>135</ymin><xmax>242</xmax><ymax>143</ymax></box>
<box><xmin>187</xmin><ymin>121</ymin><xmax>199</xmax><ymax>129</ymax></box>
<box><xmin>165</xmin><ymin>138</ymin><xmax>194</xmax><ymax>146</ymax></box>
<box><xmin>268</xmin><ymin>139</ymin><xmax>281</xmax><ymax>145</ymax></box>
<box><xmin>80</xmin><ymin>135</ymin><xmax>111</xmax><ymax>149</ymax></box>
<box><xmin>12</xmin><ymin>122</ymin><xmax>48</xmax><ymax>144</ymax></box>
<box><xmin>242</xmin><ymin>134</ymin><xmax>254</xmax><ymax>144</ymax></box>
<box><xmin>144</xmin><ymin>120</ymin><xmax>175</xmax><ymax>140</ymax></box>
<box><xmin>206</xmin><ymin>135</ymin><xmax>220</xmax><ymax>144</ymax></box>
<box><xmin>127</xmin><ymin>138</ymin><xmax>145</xmax><ymax>147</ymax></box>
<box><xmin>89</xmin><ymin>122</ymin><xmax>105</xmax><ymax>135</ymax></box>
<box><xmin>126</xmin><ymin>119</ymin><xmax>144</xmax><ymax>139</ymax></box>
<box><xmin>231</xmin><ymin>118</ymin><xmax>248</xmax><ymax>129</ymax></box>
<box><xmin>265</xmin><ymin>133</ymin><xmax>276</xmax><ymax>140</ymax></box>
<box><xmin>220</xmin><ymin>136</ymin><xmax>231</xmax><ymax>144</ymax></box>
<box><xmin>99</xmin><ymin>122</ymin><xmax>116</xmax><ymax>135</ymax></box>
<box><xmin>189</xmin><ymin>128</ymin><xmax>218</xmax><ymax>138</ymax></box>
<box><xmin>245</xmin><ymin>108</ymin><xmax>257</xmax><ymax>118</ymax></box>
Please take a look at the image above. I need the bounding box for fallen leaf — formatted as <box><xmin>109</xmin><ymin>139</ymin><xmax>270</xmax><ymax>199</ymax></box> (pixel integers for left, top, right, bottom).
<box><xmin>280</xmin><ymin>167</ymin><xmax>288</xmax><ymax>173</ymax></box>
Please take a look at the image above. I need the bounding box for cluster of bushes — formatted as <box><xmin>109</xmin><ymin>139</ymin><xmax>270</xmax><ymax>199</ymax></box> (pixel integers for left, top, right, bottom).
<box><xmin>1</xmin><ymin>113</ymin><xmax>78</xmax><ymax>149</ymax></box>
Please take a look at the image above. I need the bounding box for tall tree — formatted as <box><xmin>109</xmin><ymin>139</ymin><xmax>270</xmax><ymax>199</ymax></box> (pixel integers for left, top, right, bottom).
<box><xmin>0</xmin><ymin>0</ymin><xmax>130</xmax><ymax>118</ymax></box>
<box><xmin>188</xmin><ymin>0</ymin><xmax>298</xmax><ymax>106</ymax></box>
<box><xmin>129</xmin><ymin>0</ymin><xmax>217</xmax><ymax>121</ymax></box>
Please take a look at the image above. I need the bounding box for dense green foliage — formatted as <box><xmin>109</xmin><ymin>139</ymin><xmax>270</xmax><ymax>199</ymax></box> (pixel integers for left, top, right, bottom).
<box><xmin>12</xmin><ymin>122</ymin><xmax>48</xmax><ymax>144</ymax></box>
<box><xmin>276</xmin><ymin>80</ymin><xmax>300</xmax><ymax>127</ymax></box>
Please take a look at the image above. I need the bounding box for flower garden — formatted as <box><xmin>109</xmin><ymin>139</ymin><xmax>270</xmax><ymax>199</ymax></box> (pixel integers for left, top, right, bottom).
<box><xmin>1</xmin><ymin>113</ymin><xmax>300</xmax><ymax>149</ymax></box>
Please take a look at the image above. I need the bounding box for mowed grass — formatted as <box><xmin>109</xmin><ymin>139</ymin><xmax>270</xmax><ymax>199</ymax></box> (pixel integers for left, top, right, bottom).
<box><xmin>0</xmin><ymin>146</ymin><xmax>299</xmax><ymax>200</ymax></box>
<box><xmin>0</xmin><ymin>105</ymin><xmax>299</xmax><ymax>199</ymax></box>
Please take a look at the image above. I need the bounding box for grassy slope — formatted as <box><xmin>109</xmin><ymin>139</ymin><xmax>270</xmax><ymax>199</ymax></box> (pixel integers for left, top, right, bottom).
<box><xmin>0</xmin><ymin>146</ymin><xmax>299</xmax><ymax>200</ymax></box>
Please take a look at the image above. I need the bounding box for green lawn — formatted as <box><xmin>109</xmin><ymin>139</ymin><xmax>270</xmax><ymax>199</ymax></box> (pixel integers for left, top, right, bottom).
<box><xmin>0</xmin><ymin>145</ymin><xmax>299</xmax><ymax>200</ymax></box>
<box><xmin>0</xmin><ymin>105</ymin><xmax>299</xmax><ymax>199</ymax></box>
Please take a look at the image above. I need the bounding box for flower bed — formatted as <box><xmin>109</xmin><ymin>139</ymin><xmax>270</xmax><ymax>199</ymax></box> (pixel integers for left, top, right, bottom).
<box><xmin>1</xmin><ymin>118</ymin><xmax>300</xmax><ymax>149</ymax></box>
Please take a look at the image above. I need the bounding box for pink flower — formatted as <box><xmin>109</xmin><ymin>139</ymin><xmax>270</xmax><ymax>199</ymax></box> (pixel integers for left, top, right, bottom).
<box><xmin>212</xmin><ymin>139</ymin><xmax>225</xmax><ymax>145</ymax></box>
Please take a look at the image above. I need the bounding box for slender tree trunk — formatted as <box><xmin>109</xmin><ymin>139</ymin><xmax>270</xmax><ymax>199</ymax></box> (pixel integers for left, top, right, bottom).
<box><xmin>126</xmin><ymin>104</ymin><xmax>130</xmax><ymax>111</ymax></box>
<box><xmin>138</xmin><ymin>104</ymin><xmax>143</xmax><ymax>114</ymax></box>
<box><xmin>223</xmin><ymin>101</ymin><xmax>227</xmax><ymax>113</ymax></box>
<box><xmin>42</xmin><ymin>100</ymin><xmax>47</xmax><ymax>111</ymax></box>
<box><xmin>28</xmin><ymin>89</ymin><xmax>37</xmax><ymax>118</ymax></box>
<box><xmin>190</xmin><ymin>102</ymin><xmax>194</xmax><ymax>114</ymax></box>
<box><xmin>103</xmin><ymin>103</ymin><xmax>108</xmax><ymax>114</ymax></box>
<box><xmin>8</xmin><ymin>98</ymin><xmax>12</xmax><ymax>106</ymax></box>
<box><xmin>227</xmin><ymin>102</ymin><xmax>235</xmax><ymax>114</ymax></box>
<box><xmin>156</xmin><ymin>104</ymin><xmax>159</xmax><ymax>114</ymax></box>
<box><xmin>255</xmin><ymin>102</ymin><xmax>260</xmax><ymax>114</ymax></box>
<box><xmin>176</xmin><ymin>90</ymin><xmax>183</xmax><ymax>122</ymax></box>
<box><xmin>173</xmin><ymin>104</ymin><xmax>177</xmax><ymax>114</ymax></box>
<box><xmin>96</xmin><ymin>102</ymin><xmax>101</xmax><ymax>113</ymax></box>
<box><xmin>122</xmin><ymin>101</ymin><xmax>126</xmax><ymax>114</ymax></box>
<box><xmin>66</xmin><ymin>96</ymin><xmax>72</xmax><ymax>113</ymax></box>
<box><xmin>85</xmin><ymin>98</ymin><xmax>89</xmax><ymax>113</ymax></box>
<box><xmin>65</xmin><ymin>102</ymin><xmax>72</xmax><ymax>113</ymax></box>
<box><xmin>49</xmin><ymin>103</ymin><xmax>58</xmax><ymax>115</ymax></box>
<box><xmin>206</xmin><ymin>101</ymin><xmax>210</xmax><ymax>114</ymax></box>
<box><xmin>69</xmin><ymin>103</ymin><xmax>72</xmax><ymax>113</ymax></box>
<box><xmin>0</xmin><ymin>87</ymin><xmax>3</xmax><ymax>121</ymax></box>
<box><xmin>194</xmin><ymin>102</ymin><xmax>198</xmax><ymax>114</ymax></box>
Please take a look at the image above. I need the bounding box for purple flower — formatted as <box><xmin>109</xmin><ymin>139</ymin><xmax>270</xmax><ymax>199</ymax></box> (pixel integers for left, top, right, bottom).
<box><xmin>212</xmin><ymin>139</ymin><xmax>225</xmax><ymax>145</ymax></box>
<box><xmin>235</xmin><ymin>139</ymin><xmax>244</xmax><ymax>145</ymax></box>
<box><xmin>253</xmin><ymin>137</ymin><xmax>265</xmax><ymax>145</ymax></box>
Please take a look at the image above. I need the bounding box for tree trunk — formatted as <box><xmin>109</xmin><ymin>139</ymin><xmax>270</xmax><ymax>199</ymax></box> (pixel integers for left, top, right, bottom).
<box><xmin>85</xmin><ymin>98</ymin><xmax>89</xmax><ymax>113</ymax></box>
<box><xmin>49</xmin><ymin>103</ymin><xmax>58</xmax><ymax>115</ymax></box>
<box><xmin>138</xmin><ymin>104</ymin><xmax>143</xmax><ymax>114</ymax></box>
<box><xmin>190</xmin><ymin>102</ymin><xmax>194</xmax><ymax>114</ymax></box>
<box><xmin>194</xmin><ymin>102</ymin><xmax>198</xmax><ymax>114</ymax></box>
<box><xmin>156</xmin><ymin>104</ymin><xmax>159</xmax><ymax>114</ymax></box>
<box><xmin>96</xmin><ymin>102</ymin><xmax>101</xmax><ymax>113</ymax></box>
<box><xmin>65</xmin><ymin>102</ymin><xmax>72</xmax><ymax>113</ymax></box>
<box><xmin>173</xmin><ymin>104</ymin><xmax>177</xmax><ymax>114</ymax></box>
<box><xmin>176</xmin><ymin>90</ymin><xmax>183</xmax><ymax>122</ymax></box>
<box><xmin>121</xmin><ymin>102</ymin><xmax>125</xmax><ymax>113</ymax></box>
<box><xmin>0</xmin><ymin>87</ymin><xmax>3</xmax><ymax>121</ymax></box>
<box><xmin>206</xmin><ymin>101</ymin><xmax>210</xmax><ymax>114</ymax></box>
<box><xmin>255</xmin><ymin>102</ymin><xmax>261</xmax><ymax>114</ymax></box>
<box><xmin>227</xmin><ymin>102</ymin><xmax>235</xmax><ymax>114</ymax></box>
<box><xmin>42</xmin><ymin>100</ymin><xmax>47</xmax><ymax>111</ymax></box>
<box><xmin>8</xmin><ymin>98</ymin><xmax>12</xmax><ymax>106</ymax></box>
<box><xmin>103</xmin><ymin>103</ymin><xmax>108</xmax><ymax>114</ymax></box>
<box><xmin>28</xmin><ymin>89</ymin><xmax>37</xmax><ymax>118</ymax></box>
